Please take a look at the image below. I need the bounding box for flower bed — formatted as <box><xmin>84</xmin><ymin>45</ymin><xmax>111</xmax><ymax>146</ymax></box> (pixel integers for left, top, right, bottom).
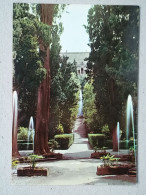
<box><xmin>97</xmin><ymin>164</ymin><xmax>132</xmax><ymax>175</ymax></box>
<box><xmin>97</xmin><ymin>153</ymin><xmax>135</xmax><ymax>176</ymax></box>
<box><xmin>17</xmin><ymin>167</ymin><xmax>48</xmax><ymax>176</ymax></box>
<box><xmin>18</xmin><ymin>152</ymin><xmax>63</xmax><ymax>163</ymax></box>
<box><xmin>91</xmin><ymin>152</ymin><xmax>109</xmax><ymax>159</ymax></box>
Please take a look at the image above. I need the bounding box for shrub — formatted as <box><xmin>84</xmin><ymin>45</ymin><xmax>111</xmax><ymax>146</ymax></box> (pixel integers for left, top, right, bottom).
<box><xmin>48</xmin><ymin>139</ymin><xmax>60</xmax><ymax>152</ymax></box>
<box><xmin>120</xmin><ymin>140</ymin><xmax>135</xmax><ymax>149</ymax></box>
<box><xmin>88</xmin><ymin>134</ymin><xmax>105</xmax><ymax>148</ymax></box>
<box><xmin>54</xmin><ymin>134</ymin><xmax>74</xmax><ymax>149</ymax></box>
<box><xmin>83</xmin><ymin>81</ymin><xmax>99</xmax><ymax>133</ymax></box>
<box><xmin>101</xmin><ymin>124</ymin><xmax>111</xmax><ymax>140</ymax></box>
<box><xmin>17</xmin><ymin>127</ymin><xmax>33</xmax><ymax>150</ymax></box>
<box><xmin>17</xmin><ymin>143</ymin><xmax>33</xmax><ymax>150</ymax></box>
<box><xmin>28</xmin><ymin>154</ymin><xmax>44</xmax><ymax>168</ymax></box>
<box><xmin>17</xmin><ymin>127</ymin><xmax>28</xmax><ymax>141</ymax></box>
<box><xmin>104</xmin><ymin>139</ymin><xmax>136</xmax><ymax>149</ymax></box>
<box><xmin>104</xmin><ymin>140</ymin><xmax>113</xmax><ymax>148</ymax></box>
<box><xmin>56</xmin><ymin>124</ymin><xmax>64</xmax><ymax>135</ymax></box>
<box><xmin>70</xmin><ymin>90</ymin><xmax>79</xmax><ymax>126</ymax></box>
<box><xmin>100</xmin><ymin>154</ymin><xmax>120</xmax><ymax>166</ymax></box>
<box><xmin>17</xmin><ymin>127</ymin><xmax>33</xmax><ymax>142</ymax></box>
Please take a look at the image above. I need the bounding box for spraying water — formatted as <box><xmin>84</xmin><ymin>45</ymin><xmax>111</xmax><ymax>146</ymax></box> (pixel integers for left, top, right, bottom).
<box><xmin>117</xmin><ymin>122</ymin><xmax>120</xmax><ymax>155</ymax></box>
<box><xmin>126</xmin><ymin>94</ymin><xmax>136</xmax><ymax>165</ymax></box>
<box><xmin>27</xmin><ymin>116</ymin><xmax>35</xmax><ymax>153</ymax></box>
<box><xmin>12</xmin><ymin>91</ymin><xmax>18</xmax><ymax>140</ymax></box>
<box><xmin>12</xmin><ymin>91</ymin><xmax>19</xmax><ymax>156</ymax></box>
<box><xmin>77</xmin><ymin>89</ymin><xmax>83</xmax><ymax>117</ymax></box>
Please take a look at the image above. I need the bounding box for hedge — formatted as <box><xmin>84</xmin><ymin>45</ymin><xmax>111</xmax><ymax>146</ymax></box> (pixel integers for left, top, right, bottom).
<box><xmin>88</xmin><ymin>134</ymin><xmax>105</xmax><ymax>148</ymax></box>
<box><xmin>54</xmin><ymin>134</ymin><xmax>74</xmax><ymax>149</ymax></box>
<box><xmin>18</xmin><ymin>143</ymin><xmax>33</xmax><ymax>150</ymax></box>
<box><xmin>17</xmin><ymin>140</ymin><xmax>33</xmax><ymax>144</ymax></box>
<box><xmin>104</xmin><ymin>140</ymin><xmax>137</xmax><ymax>149</ymax></box>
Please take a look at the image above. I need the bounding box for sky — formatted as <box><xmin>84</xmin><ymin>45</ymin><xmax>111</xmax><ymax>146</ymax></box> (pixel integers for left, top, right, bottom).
<box><xmin>59</xmin><ymin>5</ymin><xmax>92</xmax><ymax>52</ymax></box>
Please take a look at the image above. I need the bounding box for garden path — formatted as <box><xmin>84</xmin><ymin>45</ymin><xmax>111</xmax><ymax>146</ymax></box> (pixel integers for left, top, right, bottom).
<box><xmin>55</xmin><ymin>117</ymin><xmax>93</xmax><ymax>159</ymax></box>
<box><xmin>16</xmin><ymin>118</ymin><xmax>135</xmax><ymax>185</ymax></box>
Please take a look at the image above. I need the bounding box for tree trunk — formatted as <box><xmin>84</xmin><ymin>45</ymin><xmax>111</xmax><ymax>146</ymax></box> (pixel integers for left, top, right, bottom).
<box><xmin>34</xmin><ymin>5</ymin><xmax>54</xmax><ymax>155</ymax></box>
<box><xmin>108</xmin><ymin>78</ymin><xmax>118</xmax><ymax>152</ymax></box>
<box><xmin>112</xmin><ymin>126</ymin><xmax>118</xmax><ymax>152</ymax></box>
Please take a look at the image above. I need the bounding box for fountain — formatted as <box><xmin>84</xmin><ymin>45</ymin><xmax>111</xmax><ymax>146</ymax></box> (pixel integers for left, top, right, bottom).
<box><xmin>27</xmin><ymin>116</ymin><xmax>35</xmax><ymax>153</ymax></box>
<box><xmin>117</xmin><ymin>122</ymin><xmax>120</xmax><ymax>154</ymax></box>
<box><xmin>126</xmin><ymin>94</ymin><xmax>136</xmax><ymax>165</ymax></box>
<box><xmin>77</xmin><ymin>89</ymin><xmax>83</xmax><ymax>117</ymax></box>
<box><xmin>12</xmin><ymin>91</ymin><xmax>19</xmax><ymax>157</ymax></box>
<box><xmin>97</xmin><ymin>95</ymin><xmax>137</xmax><ymax>177</ymax></box>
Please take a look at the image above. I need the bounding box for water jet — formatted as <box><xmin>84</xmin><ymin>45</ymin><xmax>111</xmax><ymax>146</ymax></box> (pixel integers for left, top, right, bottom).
<box><xmin>126</xmin><ymin>94</ymin><xmax>136</xmax><ymax>165</ymax></box>
<box><xmin>27</xmin><ymin>116</ymin><xmax>35</xmax><ymax>153</ymax></box>
<box><xmin>12</xmin><ymin>91</ymin><xmax>20</xmax><ymax>157</ymax></box>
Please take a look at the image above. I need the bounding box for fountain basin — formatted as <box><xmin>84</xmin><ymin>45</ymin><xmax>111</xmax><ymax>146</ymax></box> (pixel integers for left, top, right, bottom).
<box><xmin>17</xmin><ymin>167</ymin><xmax>48</xmax><ymax>176</ymax></box>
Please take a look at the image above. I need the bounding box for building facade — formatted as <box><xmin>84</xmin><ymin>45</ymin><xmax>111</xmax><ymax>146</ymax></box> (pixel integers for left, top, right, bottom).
<box><xmin>60</xmin><ymin>52</ymin><xmax>89</xmax><ymax>75</ymax></box>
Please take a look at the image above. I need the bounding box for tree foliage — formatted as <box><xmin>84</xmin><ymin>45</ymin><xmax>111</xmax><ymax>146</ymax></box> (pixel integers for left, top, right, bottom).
<box><xmin>83</xmin><ymin>79</ymin><xmax>98</xmax><ymax>133</ymax></box>
<box><xmin>85</xmin><ymin>5</ymin><xmax>139</xmax><ymax>132</ymax></box>
<box><xmin>13</xmin><ymin>3</ymin><xmax>49</xmax><ymax>126</ymax></box>
<box><xmin>13</xmin><ymin>4</ymin><xmax>74</xmax><ymax>132</ymax></box>
<box><xmin>49</xmin><ymin>47</ymin><xmax>80</xmax><ymax>137</ymax></box>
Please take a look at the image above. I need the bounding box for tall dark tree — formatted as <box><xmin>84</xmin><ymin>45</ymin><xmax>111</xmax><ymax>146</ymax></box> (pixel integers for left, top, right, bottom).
<box><xmin>34</xmin><ymin>4</ymin><xmax>66</xmax><ymax>154</ymax></box>
<box><xmin>85</xmin><ymin>5</ymin><xmax>139</xmax><ymax>151</ymax></box>
<box><xmin>13</xmin><ymin>3</ymin><xmax>48</xmax><ymax>157</ymax></box>
<box><xmin>13</xmin><ymin>3</ymin><xmax>65</xmax><ymax>155</ymax></box>
<box><xmin>49</xmin><ymin>51</ymin><xmax>79</xmax><ymax>137</ymax></box>
<box><xmin>34</xmin><ymin>4</ymin><xmax>53</xmax><ymax>155</ymax></box>
<box><xmin>49</xmin><ymin>24</ymin><xmax>63</xmax><ymax>138</ymax></box>
<box><xmin>59</xmin><ymin>56</ymin><xmax>79</xmax><ymax>132</ymax></box>
<box><xmin>13</xmin><ymin>3</ymin><xmax>47</xmax><ymax>126</ymax></box>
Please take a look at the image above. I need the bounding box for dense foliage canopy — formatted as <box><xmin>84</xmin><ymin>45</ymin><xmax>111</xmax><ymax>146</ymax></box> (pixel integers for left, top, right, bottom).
<box><xmin>85</xmin><ymin>5</ymin><xmax>139</xmax><ymax>134</ymax></box>
<box><xmin>13</xmin><ymin>3</ymin><xmax>79</xmax><ymax>138</ymax></box>
<box><xmin>13</xmin><ymin>3</ymin><xmax>50</xmax><ymax>125</ymax></box>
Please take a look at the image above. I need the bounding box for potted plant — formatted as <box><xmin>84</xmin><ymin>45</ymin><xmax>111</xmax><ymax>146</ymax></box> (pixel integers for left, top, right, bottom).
<box><xmin>17</xmin><ymin>154</ymin><xmax>48</xmax><ymax>176</ymax></box>
<box><xmin>97</xmin><ymin>154</ymin><xmax>132</xmax><ymax>175</ymax></box>
<box><xmin>91</xmin><ymin>146</ymin><xmax>109</xmax><ymax>159</ymax></box>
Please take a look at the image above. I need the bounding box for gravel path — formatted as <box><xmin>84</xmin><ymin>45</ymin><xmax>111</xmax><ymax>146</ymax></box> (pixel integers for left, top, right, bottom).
<box><xmin>12</xmin><ymin>159</ymin><xmax>136</xmax><ymax>185</ymax></box>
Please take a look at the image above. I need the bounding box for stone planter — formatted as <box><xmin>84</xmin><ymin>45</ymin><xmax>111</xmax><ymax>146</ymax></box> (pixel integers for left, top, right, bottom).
<box><xmin>17</xmin><ymin>167</ymin><xmax>48</xmax><ymax>176</ymax></box>
<box><xmin>91</xmin><ymin>152</ymin><xmax>109</xmax><ymax>159</ymax></box>
<box><xmin>97</xmin><ymin>165</ymin><xmax>132</xmax><ymax>175</ymax></box>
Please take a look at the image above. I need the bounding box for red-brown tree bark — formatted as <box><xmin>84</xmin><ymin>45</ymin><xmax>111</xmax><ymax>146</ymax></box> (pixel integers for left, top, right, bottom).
<box><xmin>34</xmin><ymin>4</ymin><xmax>54</xmax><ymax>155</ymax></box>
<box><xmin>112</xmin><ymin>126</ymin><xmax>118</xmax><ymax>152</ymax></box>
<box><xmin>12</xmin><ymin>125</ymin><xmax>20</xmax><ymax>158</ymax></box>
<box><xmin>108</xmin><ymin>78</ymin><xmax>118</xmax><ymax>152</ymax></box>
